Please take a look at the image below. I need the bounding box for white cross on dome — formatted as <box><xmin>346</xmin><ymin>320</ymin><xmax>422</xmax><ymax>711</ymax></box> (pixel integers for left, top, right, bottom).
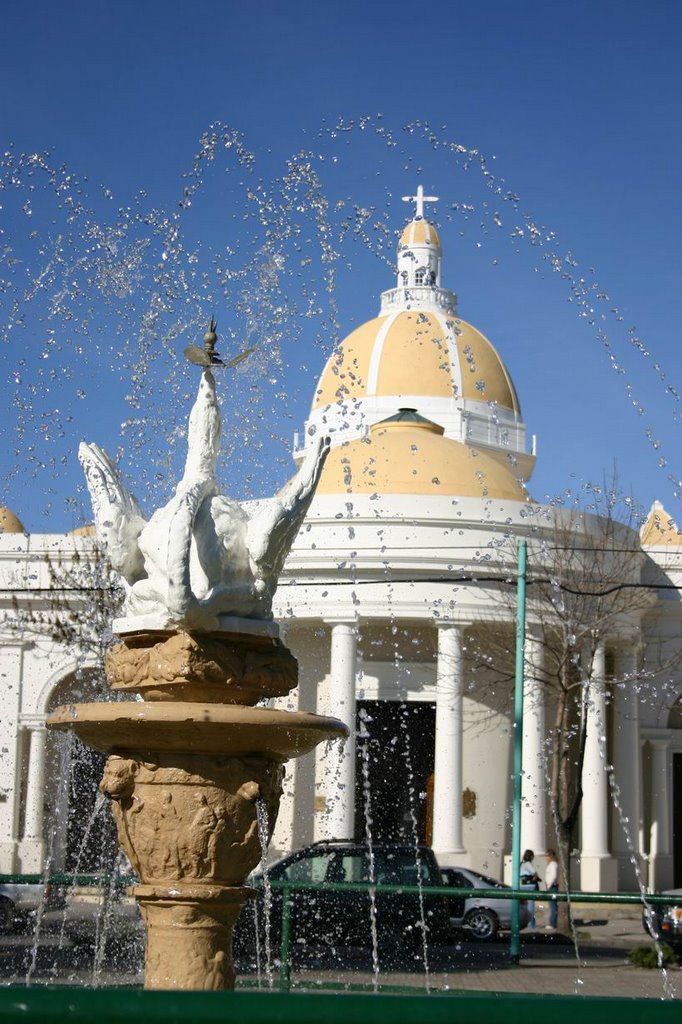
<box><xmin>401</xmin><ymin>184</ymin><xmax>438</xmax><ymax>220</ymax></box>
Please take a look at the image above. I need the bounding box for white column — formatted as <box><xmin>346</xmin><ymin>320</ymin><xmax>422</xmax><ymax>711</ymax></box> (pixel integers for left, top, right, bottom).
<box><xmin>17</xmin><ymin>722</ymin><xmax>47</xmax><ymax>872</ymax></box>
<box><xmin>432</xmin><ymin>623</ymin><xmax>466</xmax><ymax>865</ymax></box>
<box><xmin>270</xmin><ymin>688</ymin><xmax>299</xmax><ymax>857</ymax></box>
<box><xmin>0</xmin><ymin>643</ymin><xmax>23</xmax><ymax>872</ymax></box>
<box><xmin>649</xmin><ymin>735</ymin><xmax>674</xmax><ymax>891</ymax></box>
<box><xmin>611</xmin><ymin>641</ymin><xmax>642</xmax><ymax>888</ymax></box>
<box><xmin>521</xmin><ymin>629</ymin><xmax>546</xmax><ymax>854</ymax></box>
<box><xmin>580</xmin><ymin>640</ymin><xmax>618</xmax><ymax>890</ymax></box>
<box><xmin>315</xmin><ymin>622</ymin><xmax>357</xmax><ymax>841</ymax></box>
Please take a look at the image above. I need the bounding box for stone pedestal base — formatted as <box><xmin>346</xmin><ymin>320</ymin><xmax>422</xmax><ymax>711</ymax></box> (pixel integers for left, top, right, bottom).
<box><xmin>16</xmin><ymin>838</ymin><xmax>45</xmax><ymax>874</ymax></box>
<box><xmin>614</xmin><ymin>852</ymin><xmax>646</xmax><ymax>891</ymax></box>
<box><xmin>0</xmin><ymin>841</ymin><xmax>18</xmax><ymax>874</ymax></box>
<box><xmin>134</xmin><ymin>884</ymin><xmax>253</xmax><ymax>990</ymax></box>
<box><xmin>648</xmin><ymin>853</ymin><xmax>674</xmax><ymax>892</ymax></box>
<box><xmin>579</xmin><ymin>854</ymin><xmax>619</xmax><ymax>892</ymax></box>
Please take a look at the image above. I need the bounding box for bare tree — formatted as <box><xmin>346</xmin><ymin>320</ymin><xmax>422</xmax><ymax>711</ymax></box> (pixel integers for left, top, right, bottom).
<box><xmin>469</xmin><ymin>482</ymin><xmax>670</xmax><ymax>928</ymax></box>
<box><xmin>5</xmin><ymin>534</ymin><xmax>123</xmax><ymax>679</ymax></box>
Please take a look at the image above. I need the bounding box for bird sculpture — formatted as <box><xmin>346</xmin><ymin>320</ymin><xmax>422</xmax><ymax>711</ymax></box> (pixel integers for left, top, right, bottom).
<box><xmin>79</xmin><ymin>367</ymin><xmax>329</xmax><ymax>632</ymax></box>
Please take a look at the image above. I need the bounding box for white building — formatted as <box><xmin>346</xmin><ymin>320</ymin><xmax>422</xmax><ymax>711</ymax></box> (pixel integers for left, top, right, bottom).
<box><xmin>1</xmin><ymin>192</ymin><xmax>681</xmax><ymax>891</ymax></box>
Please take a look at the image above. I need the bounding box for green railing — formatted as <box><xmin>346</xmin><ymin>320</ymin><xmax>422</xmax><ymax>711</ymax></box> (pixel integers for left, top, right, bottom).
<box><xmin>261</xmin><ymin>878</ymin><xmax>676</xmax><ymax>992</ymax></box>
<box><xmin>0</xmin><ymin>988</ymin><xmax>678</xmax><ymax>1024</ymax></box>
<box><xmin>1</xmin><ymin>871</ymin><xmax>677</xmax><ymax>1017</ymax></box>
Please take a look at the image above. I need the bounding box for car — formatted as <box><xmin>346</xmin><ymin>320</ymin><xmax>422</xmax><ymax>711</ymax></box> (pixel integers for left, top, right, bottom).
<box><xmin>440</xmin><ymin>866</ymin><xmax>530</xmax><ymax>941</ymax></box>
<box><xmin>0</xmin><ymin>881</ymin><xmax>55</xmax><ymax>933</ymax></box>
<box><xmin>50</xmin><ymin>885</ymin><xmax>144</xmax><ymax>956</ymax></box>
<box><xmin>233</xmin><ymin>840</ymin><xmax>455</xmax><ymax>966</ymax></box>
<box><xmin>642</xmin><ymin>888</ymin><xmax>682</xmax><ymax>950</ymax></box>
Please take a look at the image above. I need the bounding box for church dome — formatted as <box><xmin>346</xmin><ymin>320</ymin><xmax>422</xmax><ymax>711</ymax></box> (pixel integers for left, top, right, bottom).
<box><xmin>317</xmin><ymin>415</ymin><xmax>528</xmax><ymax>501</ymax></box>
<box><xmin>297</xmin><ymin>186</ymin><xmax>535</xmax><ymax>485</ymax></box>
<box><xmin>313</xmin><ymin>310</ymin><xmax>520</xmax><ymax>413</ymax></box>
<box><xmin>69</xmin><ymin>524</ymin><xmax>96</xmax><ymax>537</ymax></box>
<box><xmin>0</xmin><ymin>506</ymin><xmax>25</xmax><ymax>534</ymax></box>
<box><xmin>399</xmin><ymin>218</ymin><xmax>441</xmax><ymax>248</ymax></box>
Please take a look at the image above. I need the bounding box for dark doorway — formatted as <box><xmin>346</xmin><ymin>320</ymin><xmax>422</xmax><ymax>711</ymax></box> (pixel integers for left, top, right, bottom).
<box><xmin>673</xmin><ymin>753</ymin><xmax>682</xmax><ymax>886</ymax></box>
<box><xmin>354</xmin><ymin>700</ymin><xmax>435</xmax><ymax>843</ymax></box>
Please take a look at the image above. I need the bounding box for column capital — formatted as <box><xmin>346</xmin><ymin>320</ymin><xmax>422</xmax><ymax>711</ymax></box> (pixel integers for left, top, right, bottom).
<box><xmin>525</xmin><ymin>621</ymin><xmax>545</xmax><ymax>641</ymax></box>
<box><xmin>19</xmin><ymin>716</ymin><xmax>46</xmax><ymax>732</ymax></box>
<box><xmin>642</xmin><ymin>728</ymin><xmax>672</xmax><ymax>747</ymax></box>
<box><xmin>613</xmin><ymin>630</ymin><xmax>641</xmax><ymax>648</ymax></box>
<box><xmin>435</xmin><ymin>620</ymin><xmax>470</xmax><ymax>632</ymax></box>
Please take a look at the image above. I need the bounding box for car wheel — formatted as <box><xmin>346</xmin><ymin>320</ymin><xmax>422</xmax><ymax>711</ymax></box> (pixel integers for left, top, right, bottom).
<box><xmin>463</xmin><ymin>907</ymin><xmax>498</xmax><ymax>942</ymax></box>
<box><xmin>0</xmin><ymin>897</ymin><xmax>15</xmax><ymax>933</ymax></box>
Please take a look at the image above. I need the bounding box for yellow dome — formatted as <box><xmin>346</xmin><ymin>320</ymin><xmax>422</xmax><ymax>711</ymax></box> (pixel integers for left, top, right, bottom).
<box><xmin>399</xmin><ymin>219</ymin><xmax>441</xmax><ymax>248</ymax></box>
<box><xmin>317</xmin><ymin>418</ymin><xmax>528</xmax><ymax>500</ymax></box>
<box><xmin>640</xmin><ymin>501</ymin><xmax>682</xmax><ymax>547</ymax></box>
<box><xmin>69</xmin><ymin>524</ymin><xmax>96</xmax><ymax>537</ymax></box>
<box><xmin>0</xmin><ymin>506</ymin><xmax>25</xmax><ymax>534</ymax></box>
<box><xmin>313</xmin><ymin>311</ymin><xmax>520</xmax><ymax>412</ymax></box>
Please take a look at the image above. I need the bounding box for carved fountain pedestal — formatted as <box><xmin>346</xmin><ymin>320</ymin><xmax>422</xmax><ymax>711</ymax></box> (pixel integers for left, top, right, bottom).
<box><xmin>48</xmin><ymin>628</ymin><xmax>346</xmax><ymax>990</ymax></box>
<box><xmin>45</xmin><ymin>340</ymin><xmax>343</xmax><ymax>989</ymax></box>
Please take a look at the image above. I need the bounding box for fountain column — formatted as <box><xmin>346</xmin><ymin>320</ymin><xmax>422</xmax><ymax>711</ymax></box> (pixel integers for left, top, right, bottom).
<box><xmin>315</xmin><ymin>621</ymin><xmax>357</xmax><ymax>840</ymax></box>
<box><xmin>580</xmin><ymin>640</ymin><xmax>618</xmax><ymax>890</ymax></box>
<box><xmin>611</xmin><ymin>639</ymin><xmax>643</xmax><ymax>888</ymax></box>
<box><xmin>648</xmin><ymin>733</ymin><xmax>674</xmax><ymax>890</ymax></box>
<box><xmin>432</xmin><ymin>623</ymin><xmax>466</xmax><ymax>864</ymax></box>
<box><xmin>521</xmin><ymin>627</ymin><xmax>546</xmax><ymax>855</ymax></box>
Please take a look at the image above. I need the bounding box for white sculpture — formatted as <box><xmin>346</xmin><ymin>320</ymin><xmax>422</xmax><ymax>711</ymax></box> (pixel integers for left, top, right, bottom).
<box><xmin>79</xmin><ymin>368</ymin><xmax>329</xmax><ymax>633</ymax></box>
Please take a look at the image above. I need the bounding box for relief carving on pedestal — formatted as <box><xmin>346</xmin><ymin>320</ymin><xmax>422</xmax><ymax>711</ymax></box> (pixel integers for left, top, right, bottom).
<box><xmin>100</xmin><ymin>753</ymin><xmax>283</xmax><ymax>886</ymax></box>
<box><xmin>106</xmin><ymin>631</ymin><xmax>298</xmax><ymax>703</ymax></box>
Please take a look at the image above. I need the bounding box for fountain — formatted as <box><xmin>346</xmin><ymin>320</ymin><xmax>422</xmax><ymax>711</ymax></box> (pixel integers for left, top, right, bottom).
<box><xmin>0</xmin><ymin>127</ymin><xmax>679</xmax><ymax>1012</ymax></box>
<box><xmin>46</xmin><ymin>321</ymin><xmax>347</xmax><ymax>990</ymax></box>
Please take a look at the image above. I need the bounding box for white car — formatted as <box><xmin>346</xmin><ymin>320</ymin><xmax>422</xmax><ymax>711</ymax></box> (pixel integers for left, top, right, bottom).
<box><xmin>441</xmin><ymin>867</ymin><xmax>530</xmax><ymax>941</ymax></box>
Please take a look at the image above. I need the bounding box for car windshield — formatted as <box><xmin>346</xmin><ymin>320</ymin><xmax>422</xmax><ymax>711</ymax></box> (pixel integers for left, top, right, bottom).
<box><xmin>268</xmin><ymin>847</ymin><xmax>438</xmax><ymax>886</ymax></box>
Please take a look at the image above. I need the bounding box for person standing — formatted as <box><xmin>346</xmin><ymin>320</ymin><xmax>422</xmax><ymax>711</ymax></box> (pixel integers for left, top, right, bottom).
<box><xmin>519</xmin><ymin>849</ymin><xmax>540</xmax><ymax>928</ymax></box>
<box><xmin>545</xmin><ymin>848</ymin><xmax>559</xmax><ymax>929</ymax></box>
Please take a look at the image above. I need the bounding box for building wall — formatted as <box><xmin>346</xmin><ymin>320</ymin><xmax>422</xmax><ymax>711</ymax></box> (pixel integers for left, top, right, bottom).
<box><xmin>2</xmin><ymin>502</ymin><xmax>682</xmax><ymax>889</ymax></box>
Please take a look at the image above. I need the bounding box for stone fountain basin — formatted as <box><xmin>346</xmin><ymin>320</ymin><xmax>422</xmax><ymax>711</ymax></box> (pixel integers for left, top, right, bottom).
<box><xmin>47</xmin><ymin>702</ymin><xmax>347</xmax><ymax>760</ymax></box>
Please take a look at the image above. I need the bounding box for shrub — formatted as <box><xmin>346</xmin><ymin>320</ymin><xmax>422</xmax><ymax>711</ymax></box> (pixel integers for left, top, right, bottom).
<box><xmin>628</xmin><ymin>943</ymin><xmax>678</xmax><ymax>969</ymax></box>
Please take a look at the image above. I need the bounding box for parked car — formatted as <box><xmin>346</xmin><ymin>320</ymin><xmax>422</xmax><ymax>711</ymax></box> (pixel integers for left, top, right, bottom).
<box><xmin>440</xmin><ymin>866</ymin><xmax>530</xmax><ymax>941</ymax></box>
<box><xmin>642</xmin><ymin>888</ymin><xmax>682</xmax><ymax>950</ymax></box>
<box><xmin>53</xmin><ymin>887</ymin><xmax>144</xmax><ymax>955</ymax></box>
<box><xmin>0</xmin><ymin>881</ymin><xmax>54</xmax><ymax>933</ymax></box>
<box><xmin>233</xmin><ymin>840</ymin><xmax>454</xmax><ymax>965</ymax></box>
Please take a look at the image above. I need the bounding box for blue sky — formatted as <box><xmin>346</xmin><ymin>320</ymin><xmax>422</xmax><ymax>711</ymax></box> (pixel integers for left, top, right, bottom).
<box><xmin>1</xmin><ymin>0</ymin><xmax>680</xmax><ymax>532</ymax></box>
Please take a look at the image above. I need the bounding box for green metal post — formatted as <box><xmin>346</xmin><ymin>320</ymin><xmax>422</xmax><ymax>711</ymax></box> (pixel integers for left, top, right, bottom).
<box><xmin>279</xmin><ymin>885</ymin><xmax>292</xmax><ymax>992</ymax></box>
<box><xmin>510</xmin><ymin>539</ymin><xmax>527</xmax><ymax>963</ymax></box>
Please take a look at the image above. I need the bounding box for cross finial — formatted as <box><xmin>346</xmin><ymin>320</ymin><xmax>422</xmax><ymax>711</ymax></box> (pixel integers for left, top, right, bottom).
<box><xmin>402</xmin><ymin>184</ymin><xmax>438</xmax><ymax>220</ymax></box>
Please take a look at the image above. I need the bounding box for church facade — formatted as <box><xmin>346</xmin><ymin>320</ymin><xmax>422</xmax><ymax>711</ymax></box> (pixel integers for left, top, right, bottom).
<box><xmin>1</xmin><ymin>191</ymin><xmax>681</xmax><ymax>892</ymax></box>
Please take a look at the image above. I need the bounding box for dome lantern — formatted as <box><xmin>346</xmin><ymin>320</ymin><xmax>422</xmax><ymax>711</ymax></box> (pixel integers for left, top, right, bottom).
<box><xmin>380</xmin><ymin>184</ymin><xmax>457</xmax><ymax>317</ymax></box>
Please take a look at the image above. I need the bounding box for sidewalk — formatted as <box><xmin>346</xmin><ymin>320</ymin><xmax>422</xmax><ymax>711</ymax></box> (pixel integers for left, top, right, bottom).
<box><xmin>242</xmin><ymin>907</ymin><xmax>680</xmax><ymax>1001</ymax></box>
